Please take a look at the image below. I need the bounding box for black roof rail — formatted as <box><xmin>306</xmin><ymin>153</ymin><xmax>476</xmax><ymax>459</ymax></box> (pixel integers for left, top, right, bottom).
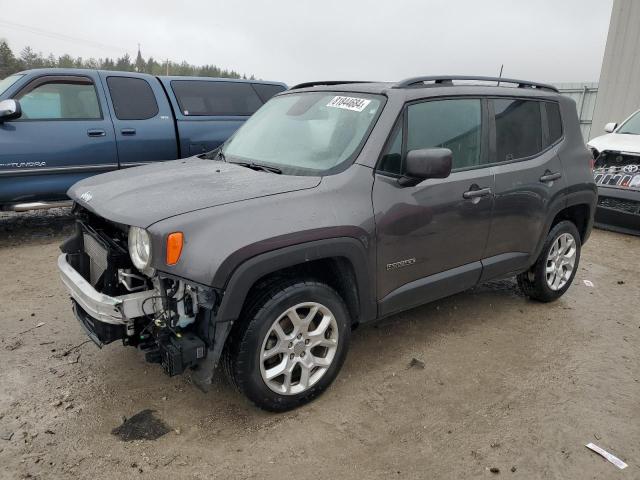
<box><xmin>393</xmin><ymin>75</ymin><xmax>559</xmax><ymax>93</ymax></box>
<box><xmin>290</xmin><ymin>80</ymin><xmax>373</xmax><ymax>90</ymax></box>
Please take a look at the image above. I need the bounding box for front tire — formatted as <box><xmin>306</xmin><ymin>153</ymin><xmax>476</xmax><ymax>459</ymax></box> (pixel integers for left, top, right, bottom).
<box><xmin>222</xmin><ymin>279</ymin><xmax>351</xmax><ymax>411</ymax></box>
<box><xmin>517</xmin><ymin>220</ymin><xmax>581</xmax><ymax>302</ymax></box>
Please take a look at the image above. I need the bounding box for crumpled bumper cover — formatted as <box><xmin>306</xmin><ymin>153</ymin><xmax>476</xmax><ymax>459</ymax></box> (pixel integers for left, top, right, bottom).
<box><xmin>57</xmin><ymin>253</ymin><xmax>156</xmax><ymax>325</ymax></box>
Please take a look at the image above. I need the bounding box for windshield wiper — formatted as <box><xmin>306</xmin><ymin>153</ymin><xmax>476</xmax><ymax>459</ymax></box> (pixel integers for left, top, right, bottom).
<box><xmin>233</xmin><ymin>161</ymin><xmax>282</xmax><ymax>174</ymax></box>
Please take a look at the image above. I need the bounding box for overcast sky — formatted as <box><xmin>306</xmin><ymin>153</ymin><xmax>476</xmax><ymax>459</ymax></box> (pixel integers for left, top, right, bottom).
<box><xmin>1</xmin><ymin>0</ymin><xmax>613</xmax><ymax>85</ymax></box>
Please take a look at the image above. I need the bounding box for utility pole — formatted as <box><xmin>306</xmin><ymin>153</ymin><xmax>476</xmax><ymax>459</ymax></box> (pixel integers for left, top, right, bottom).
<box><xmin>166</xmin><ymin>58</ymin><xmax>169</xmax><ymax>75</ymax></box>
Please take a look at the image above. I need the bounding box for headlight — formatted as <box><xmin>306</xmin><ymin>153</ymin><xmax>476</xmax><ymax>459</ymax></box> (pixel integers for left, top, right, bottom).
<box><xmin>128</xmin><ymin>226</ymin><xmax>152</xmax><ymax>271</ymax></box>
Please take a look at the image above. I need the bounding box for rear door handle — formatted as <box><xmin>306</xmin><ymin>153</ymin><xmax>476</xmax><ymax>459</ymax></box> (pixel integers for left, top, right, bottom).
<box><xmin>121</xmin><ymin>128</ymin><xmax>136</xmax><ymax>136</ymax></box>
<box><xmin>87</xmin><ymin>129</ymin><xmax>106</xmax><ymax>137</ymax></box>
<box><xmin>463</xmin><ymin>187</ymin><xmax>492</xmax><ymax>199</ymax></box>
<box><xmin>540</xmin><ymin>171</ymin><xmax>562</xmax><ymax>183</ymax></box>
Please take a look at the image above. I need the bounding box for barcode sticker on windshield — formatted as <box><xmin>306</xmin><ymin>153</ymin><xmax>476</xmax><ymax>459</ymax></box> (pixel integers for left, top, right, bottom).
<box><xmin>327</xmin><ymin>96</ymin><xmax>371</xmax><ymax>112</ymax></box>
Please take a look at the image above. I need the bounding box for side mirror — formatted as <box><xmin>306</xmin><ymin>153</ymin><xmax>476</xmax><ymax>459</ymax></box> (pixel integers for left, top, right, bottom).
<box><xmin>398</xmin><ymin>148</ymin><xmax>453</xmax><ymax>187</ymax></box>
<box><xmin>604</xmin><ymin>122</ymin><xmax>617</xmax><ymax>133</ymax></box>
<box><xmin>0</xmin><ymin>99</ymin><xmax>21</xmax><ymax>122</ymax></box>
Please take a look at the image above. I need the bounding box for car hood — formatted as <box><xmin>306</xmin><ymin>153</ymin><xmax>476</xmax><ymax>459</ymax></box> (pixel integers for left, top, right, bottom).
<box><xmin>587</xmin><ymin>133</ymin><xmax>640</xmax><ymax>155</ymax></box>
<box><xmin>68</xmin><ymin>157</ymin><xmax>321</xmax><ymax>227</ymax></box>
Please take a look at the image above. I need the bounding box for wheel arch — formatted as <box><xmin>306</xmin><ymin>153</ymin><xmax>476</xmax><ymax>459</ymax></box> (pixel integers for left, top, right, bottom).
<box><xmin>549</xmin><ymin>203</ymin><xmax>591</xmax><ymax>242</ymax></box>
<box><xmin>215</xmin><ymin>237</ymin><xmax>377</xmax><ymax>327</ymax></box>
<box><xmin>530</xmin><ymin>191</ymin><xmax>596</xmax><ymax>265</ymax></box>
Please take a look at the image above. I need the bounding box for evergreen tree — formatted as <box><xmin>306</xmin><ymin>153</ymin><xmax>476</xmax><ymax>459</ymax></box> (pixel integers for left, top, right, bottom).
<box><xmin>101</xmin><ymin>57</ymin><xmax>115</xmax><ymax>70</ymax></box>
<box><xmin>57</xmin><ymin>54</ymin><xmax>75</xmax><ymax>68</ymax></box>
<box><xmin>135</xmin><ymin>46</ymin><xmax>146</xmax><ymax>73</ymax></box>
<box><xmin>0</xmin><ymin>39</ymin><xmax>17</xmax><ymax>77</ymax></box>
<box><xmin>0</xmin><ymin>40</ymin><xmax>250</xmax><ymax>79</ymax></box>
<box><xmin>20</xmin><ymin>46</ymin><xmax>43</xmax><ymax>69</ymax></box>
<box><xmin>85</xmin><ymin>58</ymin><xmax>99</xmax><ymax>69</ymax></box>
<box><xmin>145</xmin><ymin>56</ymin><xmax>157</xmax><ymax>74</ymax></box>
<box><xmin>115</xmin><ymin>53</ymin><xmax>132</xmax><ymax>71</ymax></box>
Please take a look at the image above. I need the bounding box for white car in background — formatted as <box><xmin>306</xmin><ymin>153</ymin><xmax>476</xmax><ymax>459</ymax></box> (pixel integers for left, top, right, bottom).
<box><xmin>587</xmin><ymin>109</ymin><xmax>640</xmax><ymax>235</ymax></box>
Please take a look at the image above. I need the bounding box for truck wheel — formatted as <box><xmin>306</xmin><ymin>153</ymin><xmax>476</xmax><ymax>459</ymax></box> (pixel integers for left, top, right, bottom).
<box><xmin>517</xmin><ymin>220</ymin><xmax>581</xmax><ymax>302</ymax></box>
<box><xmin>222</xmin><ymin>280</ymin><xmax>351</xmax><ymax>411</ymax></box>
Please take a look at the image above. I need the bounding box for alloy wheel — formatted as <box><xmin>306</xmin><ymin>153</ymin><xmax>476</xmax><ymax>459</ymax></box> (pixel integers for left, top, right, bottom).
<box><xmin>545</xmin><ymin>232</ymin><xmax>577</xmax><ymax>291</ymax></box>
<box><xmin>259</xmin><ymin>302</ymin><xmax>339</xmax><ymax>395</ymax></box>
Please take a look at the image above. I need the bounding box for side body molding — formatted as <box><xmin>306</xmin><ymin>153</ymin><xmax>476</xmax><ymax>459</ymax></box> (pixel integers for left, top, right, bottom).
<box><xmin>215</xmin><ymin>237</ymin><xmax>377</xmax><ymax>325</ymax></box>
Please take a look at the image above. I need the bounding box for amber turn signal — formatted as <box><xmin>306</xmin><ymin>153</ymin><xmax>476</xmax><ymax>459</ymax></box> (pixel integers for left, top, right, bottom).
<box><xmin>166</xmin><ymin>232</ymin><xmax>184</xmax><ymax>265</ymax></box>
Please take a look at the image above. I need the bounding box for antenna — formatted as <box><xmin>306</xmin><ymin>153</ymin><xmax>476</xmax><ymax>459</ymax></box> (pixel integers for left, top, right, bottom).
<box><xmin>497</xmin><ymin>64</ymin><xmax>504</xmax><ymax>86</ymax></box>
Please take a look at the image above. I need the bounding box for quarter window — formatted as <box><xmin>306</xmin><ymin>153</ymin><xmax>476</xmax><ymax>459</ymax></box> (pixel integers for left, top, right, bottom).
<box><xmin>407</xmin><ymin>99</ymin><xmax>482</xmax><ymax>170</ymax></box>
<box><xmin>106</xmin><ymin>77</ymin><xmax>159</xmax><ymax>120</ymax></box>
<box><xmin>16</xmin><ymin>79</ymin><xmax>101</xmax><ymax>120</ymax></box>
<box><xmin>494</xmin><ymin>99</ymin><xmax>543</xmax><ymax>161</ymax></box>
<box><xmin>545</xmin><ymin>102</ymin><xmax>563</xmax><ymax>144</ymax></box>
<box><xmin>171</xmin><ymin>80</ymin><xmax>263</xmax><ymax>116</ymax></box>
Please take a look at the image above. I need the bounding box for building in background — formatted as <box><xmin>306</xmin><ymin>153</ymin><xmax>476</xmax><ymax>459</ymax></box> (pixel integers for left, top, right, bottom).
<box><xmin>554</xmin><ymin>83</ymin><xmax>599</xmax><ymax>141</ymax></box>
<box><xmin>590</xmin><ymin>0</ymin><xmax>640</xmax><ymax>139</ymax></box>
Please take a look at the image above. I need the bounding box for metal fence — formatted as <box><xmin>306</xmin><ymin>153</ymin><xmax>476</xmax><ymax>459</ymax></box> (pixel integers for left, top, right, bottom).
<box><xmin>553</xmin><ymin>82</ymin><xmax>599</xmax><ymax>141</ymax></box>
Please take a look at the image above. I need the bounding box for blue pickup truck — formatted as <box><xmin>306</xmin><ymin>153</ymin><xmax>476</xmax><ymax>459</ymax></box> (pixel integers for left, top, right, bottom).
<box><xmin>0</xmin><ymin>69</ymin><xmax>286</xmax><ymax>210</ymax></box>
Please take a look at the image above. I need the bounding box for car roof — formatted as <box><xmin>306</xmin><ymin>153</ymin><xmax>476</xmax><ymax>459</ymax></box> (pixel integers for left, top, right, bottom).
<box><xmin>13</xmin><ymin>68</ymin><xmax>286</xmax><ymax>87</ymax></box>
<box><xmin>159</xmin><ymin>76</ymin><xmax>286</xmax><ymax>87</ymax></box>
<box><xmin>286</xmin><ymin>76</ymin><xmax>562</xmax><ymax>101</ymax></box>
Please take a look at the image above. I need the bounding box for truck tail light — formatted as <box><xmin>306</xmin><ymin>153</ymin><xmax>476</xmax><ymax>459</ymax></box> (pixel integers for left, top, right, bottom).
<box><xmin>166</xmin><ymin>232</ymin><xmax>184</xmax><ymax>265</ymax></box>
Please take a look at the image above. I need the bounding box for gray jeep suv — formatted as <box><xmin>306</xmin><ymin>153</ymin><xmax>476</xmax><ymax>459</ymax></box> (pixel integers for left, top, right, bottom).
<box><xmin>58</xmin><ymin>75</ymin><xmax>597</xmax><ymax>411</ymax></box>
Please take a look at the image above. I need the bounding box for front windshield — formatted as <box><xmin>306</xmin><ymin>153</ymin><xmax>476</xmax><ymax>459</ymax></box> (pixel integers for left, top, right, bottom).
<box><xmin>222</xmin><ymin>92</ymin><xmax>383</xmax><ymax>174</ymax></box>
<box><xmin>0</xmin><ymin>74</ymin><xmax>24</xmax><ymax>96</ymax></box>
<box><xmin>617</xmin><ymin>111</ymin><xmax>640</xmax><ymax>135</ymax></box>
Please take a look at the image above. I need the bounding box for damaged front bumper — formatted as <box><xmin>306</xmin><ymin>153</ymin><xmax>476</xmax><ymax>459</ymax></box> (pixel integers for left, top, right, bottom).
<box><xmin>593</xmin><ymin>150</ymin><xmax>640</xmax><ymax>235</ymax></box>
<box><xmin>57</xmin><ymin>212</ymin><xmax>229</xmax><ymax>387</ymax></box>
<box><xmin>58</xmin><ymin>253</ymin><xmax>156</xmax><ymax>327</ymax></box>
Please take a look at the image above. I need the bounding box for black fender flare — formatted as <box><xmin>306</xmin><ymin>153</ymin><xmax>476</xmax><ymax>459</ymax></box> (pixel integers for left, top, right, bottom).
<box><xmin>529</xmin><ymin>186</ymin><xmax>597</xmax><ymax>264</ymax></box>
<box><xmin>529</xmin><ymin>192</ymin><xmax>568</xmax><ymax>266</ymax></box>
<box><xmin>215</xmin><ymin>237</ymin><xmax>377</xmax><ymax>325</ymax></box>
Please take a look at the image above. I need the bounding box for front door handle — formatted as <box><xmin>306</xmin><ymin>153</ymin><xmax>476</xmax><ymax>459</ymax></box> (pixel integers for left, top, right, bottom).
<box><xmin>463</xmin><ymin>187</ymin><xmax>492</xmax><ymax>199</ymax></box>
<box><xmin>540</xmin><ymin>171</ymin><xmax>562</xmax><ymax>183</ymax></box>
<box><xmin>87</xmin><ymin>129</ymin><xmax>106</xmax><ymax>137</ymax></box>
<box><xmin>121</xmin><ymin>128</ymin><xmax>136</xmax><ymax>136</ymax></box>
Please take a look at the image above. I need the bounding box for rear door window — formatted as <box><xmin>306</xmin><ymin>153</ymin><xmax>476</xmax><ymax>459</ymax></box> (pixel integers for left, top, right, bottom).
<box><xmin>106</xmin><ymin>76</ymin><xmax>159</xmax><ymax>120</ymax></box>
<box><xmin>16</xmin><ymin>78</ymin><xmax>101</xmax><ymax>120</ymax></box>
<box><xmin>171</xmin><ymin>80</ymin><xmax>263</xmax><ymax>116</ymax></box>
<box><xmin>251</xmin><ymin>83</ymin><xmax>286</xmax><ymax>103</ymax></box>
<box><xmin>493</xmin><ymin>99</ymin><xmax>543</xmax><ymax>161</ymax></box>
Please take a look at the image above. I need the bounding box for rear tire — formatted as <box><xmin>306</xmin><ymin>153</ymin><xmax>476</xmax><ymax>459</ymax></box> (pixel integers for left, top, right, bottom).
<box><xmin>222</xmin><ymin>279</ymin><xmax>351</xmax><ymax>412</ymax></box>
<box><xmin>517</xmin><ymin>220</ymin><xmax>581</xmax><ymax>302</ymax></box>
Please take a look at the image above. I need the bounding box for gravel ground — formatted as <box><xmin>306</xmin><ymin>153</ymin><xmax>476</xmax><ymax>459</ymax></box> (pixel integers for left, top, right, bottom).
<box><xmin>0</xmin><ymin>212</ymin><xmax>638</xmax><ymax>479</ymax></box>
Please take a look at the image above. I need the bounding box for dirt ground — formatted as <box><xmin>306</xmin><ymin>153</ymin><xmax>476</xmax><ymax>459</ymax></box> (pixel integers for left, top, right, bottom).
<box><xmin>0</xmin><ymin>209</ymin><xmax>638</xmax><ymax>479</ymax></box>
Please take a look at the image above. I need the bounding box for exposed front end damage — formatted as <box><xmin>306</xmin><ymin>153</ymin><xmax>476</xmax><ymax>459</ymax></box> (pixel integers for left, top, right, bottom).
<box><xmin>593</xmin><ymin>150</ymin><xmax>640</xmax><ymax>235</ymax></box>
<box><xmin>57</xmin><ymin>206</ymin><xmax>225</xmax><ymax>385</ymax></box>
